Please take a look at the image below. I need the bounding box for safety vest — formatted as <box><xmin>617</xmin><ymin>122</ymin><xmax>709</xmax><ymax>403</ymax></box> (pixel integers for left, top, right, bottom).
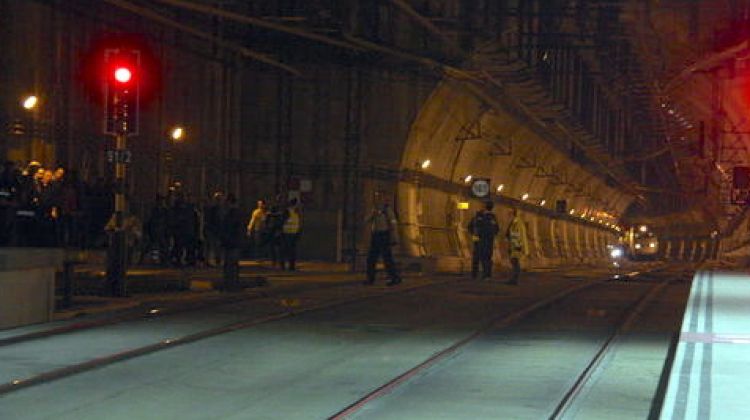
<box><xmin>283</xmin><ymin>208</ymin><xmax>301</xmax><ymax>234</ymax></box>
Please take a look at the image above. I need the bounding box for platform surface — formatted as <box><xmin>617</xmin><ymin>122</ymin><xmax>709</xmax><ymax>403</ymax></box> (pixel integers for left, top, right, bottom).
<box><xmin>661</xmin><ymin>270</ymin><xmax>750</xmax><ymax>419</ymax></box>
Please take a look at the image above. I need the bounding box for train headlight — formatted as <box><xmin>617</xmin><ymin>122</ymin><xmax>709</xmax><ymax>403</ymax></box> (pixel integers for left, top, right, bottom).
<box><xmin>634</xmin><ymin>243</ymin><xmax>642</xmax><ymax>250</ymax></box>
<box><xmin>610</xmin><ymin>248</ymin><xmax>623</xmax><ymax>259</ymax></box>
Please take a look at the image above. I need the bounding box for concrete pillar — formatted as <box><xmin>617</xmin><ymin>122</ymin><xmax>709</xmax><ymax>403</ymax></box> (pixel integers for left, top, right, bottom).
<box><xmin>663</xmin><ymin>241</ymin><xmax>672</xmax><ymax>260</ymax></box>
<box><xmin>0</xmin><ymin>248</ymin><xmax>63</xmax><ymax>329</ymax></box>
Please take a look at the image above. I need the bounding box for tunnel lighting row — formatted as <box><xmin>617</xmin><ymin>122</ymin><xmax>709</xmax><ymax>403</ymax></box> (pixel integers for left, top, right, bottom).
<box><xmin>569</xmin><ymin>208</ymin><xmax>621</xmax><ymax>231</ymax></box>
<box><xmin>453</xmin><ymin>170</ymin><xmax>621</xmax><ymax>231</ymax></box>
<box><xmin>661</xmin><ymin>102</ymin><xmax>693</xmax><ymax>130</ymax></box>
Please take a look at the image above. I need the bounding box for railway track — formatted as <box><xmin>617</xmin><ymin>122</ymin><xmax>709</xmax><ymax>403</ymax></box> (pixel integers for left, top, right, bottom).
<box><xmin>0</xmin><ymin>275</ymin><xmax>376</xmax><ymax>348</ymax></box>
<box><xmin>328</xmin><ymin>265</ymin><xmax>690</xmax><ymax>419</ymax></box>
<box><xmin>0</xmin><ymin>264</ymin><xmax>687</xmax><ymax>419</ymax></box>
<box><xmin>0</xmin><ymin>275</ymin><xmax>459</xmax><ymax>395</ymax></box>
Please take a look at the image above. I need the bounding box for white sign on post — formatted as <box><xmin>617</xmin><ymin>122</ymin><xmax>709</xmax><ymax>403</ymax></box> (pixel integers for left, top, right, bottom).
<box><xmin>470</xmin><ymin>178</ymin><xmax>491</xmax><ymax>198</ymax></box>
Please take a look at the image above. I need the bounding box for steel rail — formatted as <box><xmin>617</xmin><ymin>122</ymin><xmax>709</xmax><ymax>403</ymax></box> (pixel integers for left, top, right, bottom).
<box><xmin>0</xmin><ymin>276</ymin><xmax>369</xmax><ymax>348</ymax></box>
<box><xmin>548</xmin><ymin>276</ymin><xmax>674</xmax><ymax>419</ymax></box>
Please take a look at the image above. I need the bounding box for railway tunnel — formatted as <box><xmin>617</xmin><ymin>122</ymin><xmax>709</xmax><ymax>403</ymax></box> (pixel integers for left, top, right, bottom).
<box><xmin>2</xmin><ymin>0</ymin><xmax>735</xmax><ymax>268</ymax></box>
<box><xmin>3</xmin><ymin>1</ymin><xmax>750</xmax><ymax>419</ymax></box>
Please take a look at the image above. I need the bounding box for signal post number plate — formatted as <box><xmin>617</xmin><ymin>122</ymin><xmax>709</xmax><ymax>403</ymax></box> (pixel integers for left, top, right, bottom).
<box><xmin>106</xmin><ymin>150</ymin><xmax>132</xmax><ymax>164</ymax></box>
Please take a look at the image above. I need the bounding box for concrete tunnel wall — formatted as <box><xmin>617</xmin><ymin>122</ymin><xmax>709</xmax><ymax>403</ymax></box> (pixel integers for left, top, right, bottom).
<box><xmin>394</xmin><ymin>80</ymin><xmax>633</xmax><ymax>270</ymax></box>
<box><xmin>716</xmin><ymin>207</ymin><xmax>750</xmax><ymax>264</ymax></box>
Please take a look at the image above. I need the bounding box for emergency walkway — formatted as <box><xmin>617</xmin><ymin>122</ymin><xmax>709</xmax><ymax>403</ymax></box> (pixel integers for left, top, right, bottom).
<box><xmin>659</xmin><ymin>270</ymin><xmax>750</xmax><ymax>419</ymax></box>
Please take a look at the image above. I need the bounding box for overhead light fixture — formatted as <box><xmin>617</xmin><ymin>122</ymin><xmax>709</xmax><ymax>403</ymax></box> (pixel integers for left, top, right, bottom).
<box><xmin>464</xmin><ymin>175</ymin><xmax>473</xmax><ymax>184</ymax></box>
<box><xmin>569</xmin><ymin>209</ymin><xmax>575</xmax><ymax>215</ymax></box>
<box><xmin>421</xmin><ymin>159</ymin><xmax>431</xmax><ymax>169</ymax></box>
<box><xmin>521</xmin><ymin>193</ymin><xmax>529</xmax><ymax>201</ymax></box>
<box><xmin>540</xmin><ymin>199</ymin><xmax>546</xmax><ymax>206</ymax></box>
<box><xmin>170</xmin><ymin>127</ymin><xmax>185</xmax><ymax>141</ymax></box>
<box><xmin>22</xmin><ymin>95</ymin><xmax>38</xmax><ymax>110</ymax></box>
<box><xmin>496</xmin><ymin>184</ymin><xmax>504</xmax><ymax>192</ymax></box>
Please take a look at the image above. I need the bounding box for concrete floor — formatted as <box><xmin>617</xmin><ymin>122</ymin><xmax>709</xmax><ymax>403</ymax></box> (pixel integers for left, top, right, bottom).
<box><xmin>0</xmin><ymin>268</ymin><xmax>688</xmax><ymax>420</ymax></box>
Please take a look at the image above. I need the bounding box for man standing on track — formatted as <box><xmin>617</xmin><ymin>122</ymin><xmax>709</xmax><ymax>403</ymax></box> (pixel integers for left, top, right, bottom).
<box><xmin>364</xmin><ymin>194</ymin><xmax>401</xmax><ymax>286</ymax></box>
<box><xmin>468</xmin><ymin>201</ymin><xmax>500</xmax><ymax>280</ymax></box>
<box><xmin>506</xmin><ymin>207</ymin><xmax>529</xmax><ymax>285</ymax></box>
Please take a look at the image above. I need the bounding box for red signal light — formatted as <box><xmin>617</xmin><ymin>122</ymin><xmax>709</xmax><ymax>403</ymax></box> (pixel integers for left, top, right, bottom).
<box><xmin>114</xmin><ymin>67</ymin><xmax>132</xmax><ymax>83</ymax></box>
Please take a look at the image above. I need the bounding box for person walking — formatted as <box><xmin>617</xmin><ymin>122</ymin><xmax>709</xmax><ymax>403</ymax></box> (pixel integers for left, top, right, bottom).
<box><xmin>220</xmin><ymin>194</ymin><xmax>245</xmax><ymax>292</ymax></box>
<box><xmin>468</xmin><ymin>201</ymin><xmax>500</xmax><ymax>280</ymax></box>
<box><xmin>364</xmin><ymin>196</ymin><xmax>401</xmax><ymax>286</ymax></box>
<box><xmin>280</xmin><ymin>198</ymin><xmax>301</xmax><ymax>271</ymax></box>
<box><xmin>506</xmin><ymin>208</ymin><xmax>529</xmax><ymax>285</ymax></box>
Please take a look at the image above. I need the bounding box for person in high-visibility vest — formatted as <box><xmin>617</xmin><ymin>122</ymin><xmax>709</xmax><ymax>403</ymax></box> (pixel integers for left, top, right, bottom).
<box><xmin>280</xmin><ymin>198</ymin><xmax>302</xmax><ymax>271</ymax></box>
<box><xmin>246</xmin><ymin>199</ymin><xmax>268</xmax><ymax>260</ymax></box>
<box><xmin>506</xmin><ymin>207</ymin><xmax>529</xmax><ymax>285</ymax></box>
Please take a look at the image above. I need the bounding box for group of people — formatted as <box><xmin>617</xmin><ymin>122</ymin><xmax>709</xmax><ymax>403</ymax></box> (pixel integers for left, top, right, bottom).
<box><xmin>0</xmin><ymin>160</ymin><xmax>113</xmax><ymax>248</ymax></box>
<box><xmin>131</xmin><ymin>190</ymin><xmax>301</xmax><ymax>291</ymax></box>
<box><xmin>245</xmin><ymin>197</ymin><xmax>303</xmax><ymax>271</ymax></box>
<box><xmin>0</xmin><ymin>160</ymin><xmax>529</xmax><ymax>287</ymax></box>
<box><xmin>137</xmin><ymin>190</ymin><xmax>303</xmax><ymax>289</ymax></box>
<box><xmin>468</xmin><ymin>202</ymin><xmax>529</xmax><ymax>285</ymax></box>
<box><xmin>362</xmin><ymin>198</ymin><xmax>530</xmax><ymax>287</ymax></box>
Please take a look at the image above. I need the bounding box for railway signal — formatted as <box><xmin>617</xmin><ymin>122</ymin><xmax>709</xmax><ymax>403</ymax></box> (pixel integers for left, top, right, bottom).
<box><xmin>104</xmin><ymin>49</ymin><xmax>140</xmax><ymax>136</ymax></box>
<box><xmin>103</xmin><ymin>48</ymin><xmax>141</xmax><ymax>297</ymax></box>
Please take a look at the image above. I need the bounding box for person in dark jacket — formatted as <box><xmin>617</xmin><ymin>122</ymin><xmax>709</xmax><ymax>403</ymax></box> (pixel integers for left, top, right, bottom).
<box><xmin>0</xmin><ymin>161</ymin><xmax>19</xmax><ymax>246</ymax></box>
<box><xmin>468</xmin><ymin>201</ymin><xmax>500</xmax><ymax>280</ymax></box>
<box><xmin>220</xmin><ymin>194</ymin><xmax>245</xmax><ymax>291</ymax></box>
<box><xmin>262</xmin><ymin>202</ymin><xmax>284</xmax><ymax>268</ymax></box>
<box><xmin>141</xmin><ymin>196</ymin><xmax>169</xmax><ymax>264</ymax></box>
<box><xmin>204</xmin><ymin>191</ymin><xmax>225</xmax><ymax>267</ymax></box>
<box><xmin>364</xmin><ymin>195</ymin><xmax>401</xmax><ymax>286</ymax></box>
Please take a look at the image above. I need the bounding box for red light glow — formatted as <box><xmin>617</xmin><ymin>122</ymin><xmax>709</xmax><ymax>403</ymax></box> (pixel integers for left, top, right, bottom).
<box><xmin>114</xmin><ymin>67</ymin><xmax>132</xmax><ymax>83</ymax></box>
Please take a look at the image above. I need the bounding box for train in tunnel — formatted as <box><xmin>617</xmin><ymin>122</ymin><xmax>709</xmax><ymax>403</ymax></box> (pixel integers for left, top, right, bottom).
<box><xmin>621</xmin><ymin>225</ymin><xmax>659</xmax><ymax>260</ymax></box>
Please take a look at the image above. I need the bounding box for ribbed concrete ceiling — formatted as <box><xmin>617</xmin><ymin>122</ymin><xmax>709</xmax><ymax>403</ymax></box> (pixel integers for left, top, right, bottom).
<box><xmin>621</xmin><ymin>0</ymin><xmax>750</xmax><ymax>232</ymax></box>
